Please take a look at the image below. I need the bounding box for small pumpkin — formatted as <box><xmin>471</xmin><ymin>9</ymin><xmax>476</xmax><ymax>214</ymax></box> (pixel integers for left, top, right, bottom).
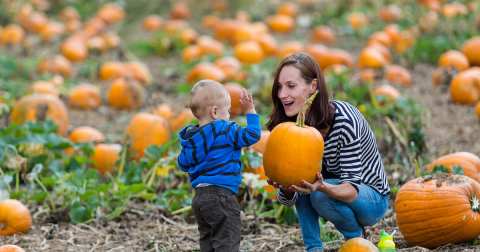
<box><xmin>426</xmin><ymin>152</ymin><xmax>480</xmax><ymax>182</ymax></box>
<box><xmin>38</xmin><ymin>21</ymin><xmax>64</xmax><ymax>42</ymax></box>
<box><xmin>186</xmin><ymin>63</ymin><xmax>225</xmax><ymax>84</ymax></box>
<box><xmin>277</xmin><ymin>2</ymin><xmax>298</xmax><ymax>17</ymax></box>
<box><xmin>348</xmin><ymin>12</ymin><xmax>368</xmax><ymax>30</ymax></box>
<box><xmin>0</xmin><ymin>199</ymin><xmax>32</xmax><ymax>236</ymax></box>
<box><xmin>30</xmin><ymin>81</ymin><xmax>59</xmax><ymax>96</ymax></box>
<box><xmin>97</xmin><ymin>3</ymin><xmax>125</xmax><ymax>24</ymax></box>
<box><xmin>60</xmin><ymin>6</ymin><xmax>80</xmax><ymax>22</ymax></box>
<box><xmin>418</xmin><ymin>11</ymin><xmax>439</xmax><ymax>33</ymax></box>
<box><xmin>395</xmin><ymin>174</ymin><xmax>480</xmax><ymax>248</ymax></box>
<box><xmin>99</xmin><ymin>61</ymin><xmax>125</xmax><ymax>81</ymax></box>
<box><xmin>372</xmin><ymin>84</ymin><xmax>400</xmax><ymax>103</ymax></box>
<box><xmin>0</xmin><ymin>245</ymin><xmax>25</xmax><ymax>252</ymax></box>
<box><xmin>449</xmin><ymin>67</ymin><xmax>480</xmax><ymax>105</ymax></box>
<box><xmin>170</xmin><ymin>2</ymin><xmax>191</xmax><ymax>20</ymax></box>
<box><xmin>197</xmin><ymin>36</ymin><xmax>224</xmax><ymax>57</ymax></box>
<box><xmin>233</xmin><ymin>24</ymin><xmax>258</xmax><ymax>45</ymax></box>
<box><xmin>37</xmin><ymin>55</ymin><xmax>73</xmax><ymax>77</ymax></box>
<box><xmin>385</xmin><ymin>65</ymin><xmax>412</xmax><ymax>87</ymax></box>
<box><xmin>234</xmin><ymin>41</ymin><xmax>264</xmax><ymax>65</ymax></box>
<box><xmin>143</xmin><ymin>15</ymin><xmax>163</xmax><ymax>31</ymax></box>
<box><xmin>263</xmin><ymin>92</ymin><xmax>324</xmax><ymax>187</ymax></box>
<box><xmin>442</xmin><ymin>2</ymin><xmax>468</xmax><ymax>18</ymax></box>
<box><xmin>182</xmin><ymin>45</ymin><xmax>203</xmax><ymax>63</ymax></box>
<box><xmin>10</xmin><ymin>94</ymin><xmax>69</xmax><ymax>135</ymax></box>
<box><xmin>338</xmin><ymin>237</ymin><xmax>379</xmax><ymax>252</ymax></box>
<box><xmin>358</xmin><ymin>47</ymin><xmax>387</xmax><ymax>69</ymax></box>
<box><xmin>383</xmin><ymin>24</ymin><xmax>401</xmax><ymax>43</ymax></box>
<box><xmin>462</xmin><ymin>37</ymin><xmax>480</xmax><ymax>66</ymax></box>
<box><xmin>178</xmin><ymin>28</ymin><xmax>198</xmax><ymax>45</ymax></box>
<box><xmin>152</xmin><ymin>103</ymin><xmax>174</xmax><ymax>120</ymax></box>
<box><xmin>368</xmin><ymin>31</ymin><xmax>392</xmax><ymax>48</ymax></box>
<box><xmin>92</xmin><ymin>143</ymin><xmax>121</xmax><ymax>175</ymax></box>
<box><xmin>68</xmin><ymin>83</ymin><xmax>101</xmax><ymax>110</ymax></box>
<box><xmin>60</xmin><ymin>38</ymin><xmax>88</xmax><ymax>62</ymax></box>
<box><xmin>378</xmin><ymin>5</ymin><xmax>402</xmax><ymax>23</ymax></box>
<box><xmin>215</xmin><ymin>57</ymin><xmax>243</xmax><ymax>81</ymax></box>
<box><xmin>310</xmin><ymin>26</ymin><xmax>336</xmax><ymax>45</ymax></box>
<box><xmin>255</xmin><ymin>33</ymin><xmax>278</xmax><ymax>56</ymax></box>
<box><xmin>266</xmin><ymin>14</ymin><xmax>295</xmax><ymax>33</ymax></box>
<box><xmin>276</xmin><ymin>41</ymin><xmax>304</xmax><ymax>59</ymax></box>
<box><xmin>107</xmin><ymin>78</ymin><xmax>145</xmax><ymax>110</ymax></box>
<box><xmin>125</xmin><ymin>61</ymin><xmax>152</xmax><ymax>85</ymax></box>
<box><xmin>438</xmin><ymin>50</ymin><xmax>469</xmax><ymax>71</ymax></box>
<box><xmin>225</xmin><ymin>82</ymin><xmax>249</xmax><ymax>117</ymax></box>
<box><xmin>69</xmin><ymin>126</ymin><xmax>105</xmax><ymax>144</ymax></box>
<box><xmin>126</xmin><ymin>113</ymin><xmax>171</xmax><ymax>159</ymax></box>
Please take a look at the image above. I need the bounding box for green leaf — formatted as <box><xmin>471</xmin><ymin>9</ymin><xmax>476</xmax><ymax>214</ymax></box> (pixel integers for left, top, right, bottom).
<box><xmin>176</xmin><ymin>83</ymin><xmax>191</xmax><ymax>94</ymax></box>
<box><xmin>69</xmin><ymin>202</ymin><xmax>94</xmax><ymax>223</ymax></box>
<box><xmin>432</xmin><ymin>165</ymin><xmax>449</xmax><ymax>174</ymax></box>
<box><xmin>452</xmin><ymin>165</ymin><xmax>464</xmax><ymax>175</ymax></box>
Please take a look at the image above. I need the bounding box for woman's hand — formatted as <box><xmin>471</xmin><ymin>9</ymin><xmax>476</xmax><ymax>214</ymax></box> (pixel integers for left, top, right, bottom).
<box><xmin>291</xmin><ymin>172</ymin><xmax>328</xmax><ymax>194</ymax></box>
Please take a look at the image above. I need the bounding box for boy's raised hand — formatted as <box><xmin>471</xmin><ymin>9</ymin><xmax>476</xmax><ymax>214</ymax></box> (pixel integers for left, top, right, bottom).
<box><xmin>240</xmin><ymin>88</ymin><xmax>256</xmax><ymax>114</ymax></box>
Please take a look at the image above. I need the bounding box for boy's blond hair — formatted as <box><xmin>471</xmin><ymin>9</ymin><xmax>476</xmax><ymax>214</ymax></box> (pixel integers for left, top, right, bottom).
<box><xmin>189</xmin><ymin>80</ymin><xmax>229</xmax><ymax>119</ymax></box>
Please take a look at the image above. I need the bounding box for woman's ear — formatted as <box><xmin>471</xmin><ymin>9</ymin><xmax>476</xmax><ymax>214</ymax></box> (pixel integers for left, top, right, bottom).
<box><xmin>310</xmin><ymin>79</ymin><xmax>318</xmax><ymax>93</ymax></box>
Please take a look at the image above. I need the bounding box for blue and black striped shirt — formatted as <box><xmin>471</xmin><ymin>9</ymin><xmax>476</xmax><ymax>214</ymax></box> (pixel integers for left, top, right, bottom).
<box><xmin>178</xmin><ymin>114</ymin><xmax>261</xmax><ymax>194</ymax></box>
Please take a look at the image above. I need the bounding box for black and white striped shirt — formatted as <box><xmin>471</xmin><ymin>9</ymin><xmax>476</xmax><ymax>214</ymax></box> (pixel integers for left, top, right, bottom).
<box><xmin>278</xmin><ymin>100</ymin><xmax>390</xmax><ymax>206</ymax></box>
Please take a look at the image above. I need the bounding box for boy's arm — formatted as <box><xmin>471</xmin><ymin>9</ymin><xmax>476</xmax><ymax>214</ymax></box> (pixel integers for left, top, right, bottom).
<box><xmin>177</xmin><ymin>147</ymin><xmax>191</xmax><ymax>172</ymax></box>
<box><xmin>227</xmin><ymin>113</ymin><xmax>261</xmax><ymax>148</ymax></box>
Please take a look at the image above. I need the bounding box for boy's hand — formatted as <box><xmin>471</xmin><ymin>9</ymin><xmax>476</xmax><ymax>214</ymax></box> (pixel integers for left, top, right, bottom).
<box><xmin>240</xmin><ymin>88</ymin><xmax>256</xmax><ymax>114</ymax></box>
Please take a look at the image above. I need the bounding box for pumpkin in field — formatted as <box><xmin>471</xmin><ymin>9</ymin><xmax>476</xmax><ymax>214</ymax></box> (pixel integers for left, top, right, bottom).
<box><xmin>348</xmin><ymin>12</ymin><xmax>369</xmax><ymax>30</ymax></box>
<box><xmin>224</xmin><ymin>82</ymin><xmax>249</xmax><ymax>117</ymax></box>
<box><xmin>127</xmin><ymin>113</ymin><xmax>171</xmax><ymax>159</ymax></box>
<box><xmin>462</xmin><ymin>37</ymin><xmax>480</xmax><ymax>66</ymax></box>
<box><xmin>0</xmin><ymin>199</ymin><xmax>32</xmax><ymax>236</ymax></box>
<box><xmin>215</xmin><ymin>57</ymin><xmax>243</xmax><ymax>81</ymax></box>
<box><xmin>125</xmin><ymin>61</ymin><xmax>152</xmax><ymax>85</ymax></box>
<box><xmin>233</xmin><ymin>24</ymin><xmax>258</xmax><ymax>45</ymax></box>
<box><xmin>310</xmin><ymin>26</ymin><xmax>336</xmax><ymax>45</ymax></box>
<box><xmin>438</xmin><ymin>50</ymin><xmax>469</xmax><ymax>71</ymax></box>
<box><xmin>97</xmin><ymin>3</ymin><xmax>125</xmax><ymax>24</ymax></box>
<box><xmin>69</xmin><ymin>126</ymin><xmax>105</xmax><ymax>144</ymax></box>
<box><xmin>378</xmin><ymin>5</ymin><xmax>402</xmax><ymax>23</ymax></box>
<box><xmin>255</xmin><ymin>33</ymin><xmax>278</xmax><ymax>56</ymax></box>
<box><xmin>0</xmin><ymin>245</ymin><xmax>25</xmax><ymax>252</ymax></box>
<box><xmin>186</xmin><ymin>63</ymin><xmax>225</xmax><ymax>84</ymax></box>
<box><xmin>368</xmin><ymin>31</ymin><xmax>392</xmax><ymax>48</ymax></box>
<box><xmin>277</xmin><ymin>2</ymin><xmax>298</xmax><ymax>17</ymax></box>
<box><xmin>276</xmin><ymin>41</ymin><xmax>304</xmax><ymax>59</ymax></box>
<box><xmin>266</xmin><ymin>14</ymin><xmax>294</xmax><ymax>33</ymax></box>
<box><xmin>358</xmin><ymin>47</ymin><xmax>387</xmax><ymax>69</ymax></box>
<box><xmin>263</xmin><ymin>92</ymin><xmax>324</xmax><ymax>187</ymax></box>
<box><xmin>385</xmin><ymin>65</ymin><xmax>412</xmax><ymax>87</ymax></box>
<box><xmin>0</xmin><ymin>24</ymin><xmax>25</xmax><ymax>45</ymax></box>
<box><xmin>372</xmin><ymin>85</ymin><xmax>400</xmax><ymax>103</ymax></box>
<box><xmin>338</xmin><ymin>237</ymin><xmax>379</xmax><ymax>252</ymax></box>
<box><xmin>37</xmin><ymin>55</ymin><xmax>73</xmax><ymax>77</ymax></box>
<box><xmin>395</xmin><ymin>174</ymin><xmax>480</xmax><ymax>248</ymax></box>
<box><xmin>92</xmin><ymin>143</ymin><xmax>121</xmax><ymax>175</ymax></box>
<box><xmin>182</xmin><ymin>45</ymin><xmax>203</xmax><ymax>63</ymax></box>
<box><xmin>449</xmin><ymin>67</ymin><xmax>480</xmax><ymax>105</ymax></box>
<box><xmin>234</xmin><ymin>41</ymin><xmax>264</xmax><ymax>64</ymax></box>
<box><xmin>30</xmin><ymin>81</ymin><xmax>59</xmax><ymax>96</ymax></box>
<box><xmin>107</xmin><ymin>78</ymin><xmax>145</xmax><ymax>110</ymax></box>
<box><xmin>60</xmin><ymin>38</ymin><xmax>88</xmax><ymax>62</ymax></box>
<box><xmin>426</xmin><ymin>152</ymin><xmax>480</xmax><ymax>182</ymax></box>
<box><xmin>170</xmin><ymin>109</ymin><xmax>195</xmax><ymax>132</ymax></box>
<box><xmin>170</xmin><ymin>2</ymin><xmax>191</xmax><ymax>20</ymax></box>
<box><xmin>358</xmin><ymin>69</ymin><xmax>377</xmax><ymax>84</ymax></box>
<box><xmin>10</xmin><ymin>94</ymin><xmax>69</xmax><ymax>135</ymax></box>
<box><xmin>143</xmin><ymin>15</ymin><xmax>163</xmax><ymax>31</ymax></box>
<box><xmin>39</xmin><ymin>21</ymin><xmax>64</xmax><ymax>42</ymax></box>
<box><xmin>197</xmin><ymin>36</ymin><xmax>224</xmax><ymax>57</ymax></box>
<box><xmin>68</xmin><ymin>83</ymin><xmax>101</xmax><ymax>110</ymax></box>
<box><xmin>152</xmin><ymin>103</ymin><xmax>174</xmax><ymax>121</ymax></box>
<box><xmin>99</xmin><ymin>61</ymin><xmax>125</xmax><ymax>81</ymax></box>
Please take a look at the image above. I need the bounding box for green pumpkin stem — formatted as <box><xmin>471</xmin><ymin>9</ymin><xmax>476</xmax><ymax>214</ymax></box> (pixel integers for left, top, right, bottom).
<box><xmin>296</xmin><ymin>91</ymin><xmax>319</xmax><ymax>127</ymax></box>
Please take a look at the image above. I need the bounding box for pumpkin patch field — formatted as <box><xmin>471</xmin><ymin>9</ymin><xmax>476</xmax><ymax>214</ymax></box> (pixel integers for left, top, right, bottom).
<box><xmin>1</xmin><ymin>0</ymin><xmax>480</xmax><ymax>251</ymax></box>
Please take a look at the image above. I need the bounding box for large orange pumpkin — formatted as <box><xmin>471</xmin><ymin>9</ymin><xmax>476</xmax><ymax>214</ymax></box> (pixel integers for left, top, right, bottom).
<box><xmin>10</xmin><ymin>94</ymin><xmax>69</xmax><ymax>135</ymax></box>
<box><xmin>92</xmin><ymin>143</ymin><xmax>121</xmax><ymax>175</ymax></box>
<box><xmin>338</xmin><ymin>237</ymin><xmax>378</xmax><ymax>252</ymax></box>
<box><xmin>0</xmin><ymin>245</ymin><xmax>25</xmax><ymax>252</ymax></box>
<box><xmin>449</xmin><ymin>67</ymin><xmax>480</xmax><ymax>105</ymax></box>
<box><xmin>395</xmin><ymin>175</ymin><xmax>480</xmax><ymax>248</ymax></box>
<box><xmin>68</xmin><ymin>83</ymin><xmax>101</xmax><ymax>110</ymax></box>
<box><xmin>462</xmin><ymin>37</ymin><xmax>480</xmax><ymax>66</ymax></box>
<box><xmin>426</xmin><ymin>152</ymin><xmax>480</xmax><ymax>182</ymax></box>
<box><xmin>126</xmin><ymin>113</ymin><xmax>171</xmax><ymax>159</ymax></box>
<box><xmin>0</xmin><ymin>199</ymin><xmax>32</xmax><ymax>236</ymax></box>
<box><xmin>107</xmin><ymin>78</ymin><xmax>145</xmax><ymax>110</ymax></box>
<box><xmin>263</xmin><ymin>92</ymin><xmax>324</xmax><ymax>186</ymax></box>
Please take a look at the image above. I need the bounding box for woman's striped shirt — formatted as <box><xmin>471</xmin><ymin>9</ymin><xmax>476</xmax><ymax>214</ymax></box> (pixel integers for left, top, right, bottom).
<box><xmin>277</xmin><ymin>100</ymin><xmax>390</xmax><ymax>206</ymax></box>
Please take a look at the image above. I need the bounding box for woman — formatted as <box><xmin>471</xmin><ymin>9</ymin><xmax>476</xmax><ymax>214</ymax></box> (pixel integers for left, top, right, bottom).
<box><xmin>267</xmin><ymin>52</ymin><xmax>390</xmax><ymax>252</ymax></box>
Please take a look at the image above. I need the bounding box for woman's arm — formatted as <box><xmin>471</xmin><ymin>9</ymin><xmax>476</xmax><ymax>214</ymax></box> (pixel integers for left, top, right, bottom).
<box><xmin>292</xmin><ymin>172</ymin><xmax>358</xmax><ymax>203</ymax></box>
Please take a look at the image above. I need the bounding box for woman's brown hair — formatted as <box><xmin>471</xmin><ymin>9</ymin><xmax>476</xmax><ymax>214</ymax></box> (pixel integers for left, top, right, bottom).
<box><xmin>266</xmin><ymin>52</ymin><xmax>334</xmax><ymax>136</ymax></box>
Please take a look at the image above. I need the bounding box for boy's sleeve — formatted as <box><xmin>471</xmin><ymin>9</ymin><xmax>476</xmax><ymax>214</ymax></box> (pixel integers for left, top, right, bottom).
<box><xmin>226</xmin><ymin>113</ymin><xmax>261</xmax><ymax>148</ymax></box>
<box><xmin>177</xmin><ymin>148</ymin><xmax>190</xmax><ymax>172</ymax></box>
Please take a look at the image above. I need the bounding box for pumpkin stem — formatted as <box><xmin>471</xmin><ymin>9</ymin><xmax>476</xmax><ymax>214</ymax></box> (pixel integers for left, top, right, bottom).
<box><xmin>296</xmin><ymin>91</ymin><xmax>319</xmax><ymax>127</ymax></box>
<box><xmin>471</xmin><ymin>195</ymin><xmax>480</xmax><ymax>212</ymax></box>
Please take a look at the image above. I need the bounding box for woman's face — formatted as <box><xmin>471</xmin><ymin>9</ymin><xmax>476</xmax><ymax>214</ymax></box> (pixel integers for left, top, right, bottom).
<box><xmin>277</xmin><ymin>65</ymin><xmax>316</xmax><ymax>117</ymax></box>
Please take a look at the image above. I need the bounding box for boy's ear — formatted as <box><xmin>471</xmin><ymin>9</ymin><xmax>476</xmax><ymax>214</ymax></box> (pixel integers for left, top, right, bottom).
<box><xmin>209</xmin><ymin>106</ymin><xmax>218</xmax><ymax>119</ymax></box>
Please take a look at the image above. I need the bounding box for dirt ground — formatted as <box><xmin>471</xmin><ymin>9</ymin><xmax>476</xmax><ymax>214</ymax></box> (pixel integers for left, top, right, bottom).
<box><xmin>3</xmin><ymin>65</ymin><xmax>480</xmax><ymax>251</ymax></box>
